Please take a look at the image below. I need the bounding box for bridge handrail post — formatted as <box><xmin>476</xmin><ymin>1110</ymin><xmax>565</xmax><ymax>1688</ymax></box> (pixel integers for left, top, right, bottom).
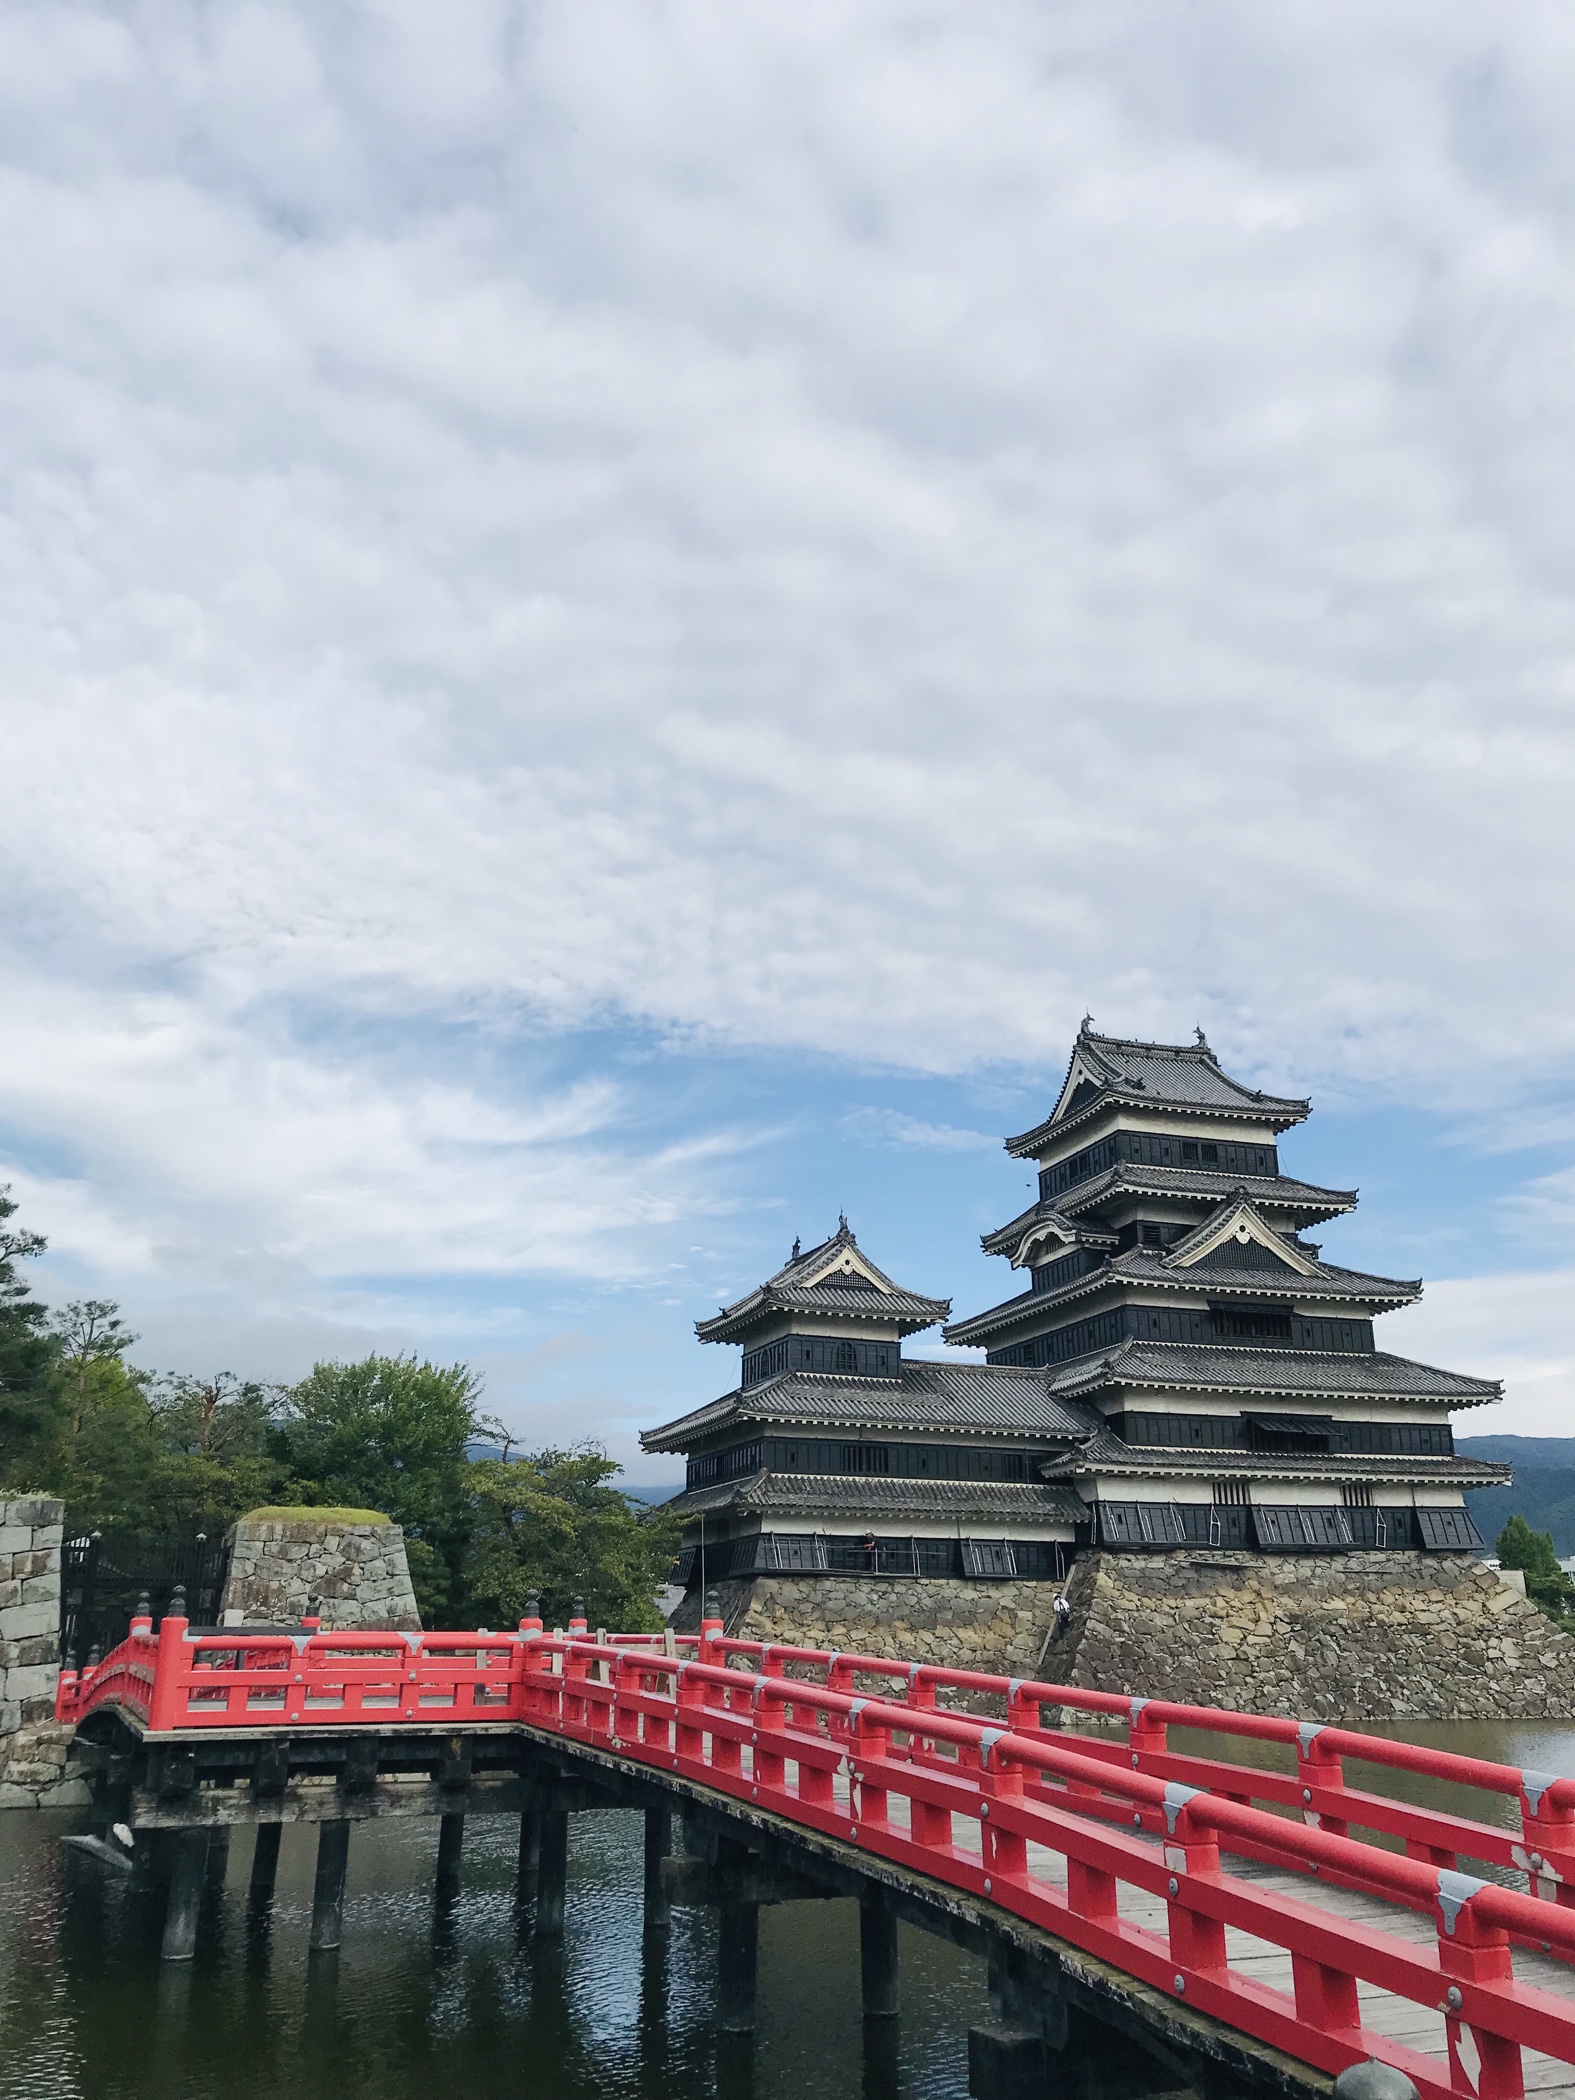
<box><xmin>1296</xmin><ymin>1724</ymin><xmax>1350</xmax><ymax>1839</ymax></box>
<box><xmin>610</xmin><ymin>1648</ymin><xmax>639</xmax><ymax>1744</ymax></box>
<box><xmin>675</xmin><ymin>1664</ymin><xmax>706</xmax><ymax>1768</ymax></box>
<box><xmin>849</xmin><ymin>1704</ymin><xmax>891</xmax><ymax>1832</ymax></box>
<box><xmin>981</xmin><ymin>1738</ymin><xmax>1028</xmax><ymax>1892</ymax></box>
<box><xmin>561</xmin><ymin>1637</ymin><xmax>594</xmax><ymax>1731</ymax></box>
<box><xmin>1518</xmin><ymin>1769</ymin><xmax>1575</xmax><ymax>1907</ymax></box>
<box><xmin>147</xmin><ymin>1607</ymin><xmax>192</xmax><ymax>1733</ymax></box>
<box><xmin>1433</xmin><ymin>1878</ymin><xmax>1522</xmax><ymax>2100</ymax></box>
<box><xmin>518</xmin><ymin>1632</ymin><xmax>558</xmax><ymax>1724</ymax></box>
<box><xmin>1155</xmin><ymin>1788</ymin><xmax>1228</xmax><ymax>1984</ymax></box>
<box><xmin>1127</xmin><ymin>1696</ymin><xmax>1168</xmax><ymax>1767</ymax></box>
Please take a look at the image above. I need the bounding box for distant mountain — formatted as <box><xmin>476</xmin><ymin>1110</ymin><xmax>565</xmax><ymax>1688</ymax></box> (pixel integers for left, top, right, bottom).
<box><xmin>1459</xmin><ymin>1437</ymin><xmax>1575</xmax><ymax>1556</ymax></box>
<box><xmin>1457</xmin><ymin>1436</ymin><xmax>1575</xmax><ymax>1469</ymax></box>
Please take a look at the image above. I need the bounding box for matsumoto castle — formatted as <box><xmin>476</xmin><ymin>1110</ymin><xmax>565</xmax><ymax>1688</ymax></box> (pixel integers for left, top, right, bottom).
<box><xmin>645</xmin><ymin>1024</ymin><xmax>1505</xmax><ymax>1589</ymax></box>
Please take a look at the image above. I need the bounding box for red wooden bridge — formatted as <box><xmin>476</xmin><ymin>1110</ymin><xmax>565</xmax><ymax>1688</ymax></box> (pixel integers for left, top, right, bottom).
<box><xmin>58</xmin><ymin>1600</ymin><xmax>1575</xmax><ymax>2100</ymax></box>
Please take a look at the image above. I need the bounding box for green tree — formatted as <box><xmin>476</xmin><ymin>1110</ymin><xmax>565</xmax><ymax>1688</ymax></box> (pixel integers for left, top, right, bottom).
<box><xmin>277</xmin><ymin>1355</ymin><xmax>486</xmax><ymax>1623</ymax></box>
<box><xmin>1496</xmin><ymin>1514</ymin><xmax>1575</xmax><ymax>1625</ymax></box>
<box><xmin>462</xmin><ymin>1445</ymin><xmax>682</xmax><ymax>1632</ymax></box>
<box><xmin>0</xmin><ymin>1186</ymin><xmax>62</xmax><ymax>1480</ymax></box>
<box><xmin>145</xmin><ymin>1372</ymin><xmax>285</xmax><ymax>1531</ymax></box>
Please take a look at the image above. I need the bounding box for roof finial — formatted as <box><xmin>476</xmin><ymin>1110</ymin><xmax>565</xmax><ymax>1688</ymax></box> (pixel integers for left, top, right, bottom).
<box><xmin>1194</xmin><ymin>1024</ymin><xmax>1209</xmax><ymax>1049</ymax></box>
<box><xmin>791</xmin><ymin>1235</ymin><xmax>800</xmax><ymax>1259</ymax></box>
<box><xmin>1080</xmin><ymin>1012</ymin><xmax>1095</xmax><ymax>1034</ymax></box>
<box><xmin>838</xmin><ymin>1210</ymin><xmax>849</xmax><ymax>1236</ymax></box>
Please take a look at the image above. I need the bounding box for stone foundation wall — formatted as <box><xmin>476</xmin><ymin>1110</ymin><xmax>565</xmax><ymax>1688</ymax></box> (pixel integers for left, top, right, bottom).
<box><xmin>676</xmin><ymin>1574</ymin><xmax>1065</xmax><ymax>1676</ymax></box>
<box><xmin>1057</xmin><ymin>1549</ymin><xmax>1575</xmax><ymax>1721</ymax></box>
<box><xmin>675</xmin><ymin>1550</ymin><xmax>1575</xmax><ymax>1721</ymax></box>
<box><xmin>0</xmin><ymin>1497</ymin><xmax>90</xmax><ymax>1809</ymax></box>
<box><xmin>221</xmin><ymin>1515</ymin><xmax>420</xmax><ymax>1630</ymax></box>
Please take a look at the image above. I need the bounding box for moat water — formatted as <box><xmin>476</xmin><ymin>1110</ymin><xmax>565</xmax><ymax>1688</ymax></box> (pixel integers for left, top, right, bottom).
<box><xmin>4</xmin><ymin>1719</ymin><xmax>1575</xmax><ymax>2100</ymax></box>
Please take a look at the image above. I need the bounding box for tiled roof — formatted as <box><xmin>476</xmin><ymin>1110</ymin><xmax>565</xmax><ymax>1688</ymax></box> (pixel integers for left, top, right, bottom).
<box><xmin>1041</xmin><ymin>1434</ymin><xmax>1510</xmax><ymax>1489</ymax></box>
<box><xmin>695</xmin><ymin>1220</ymin><xmax>949</xmax><ymax>1343</ymax></box>
<box><xmin>641</xmin><ymin>1360</ymin><xmax>1106</xmax><ymax>1452</ymax></box>
<box><xmin>979</xmin><ymin>1170</ymin><xmax>1356</xmax><ymax>1260</ymax></box>
<box><xmin>980</xmin><ymin>1203</ymin><xmax>1119</xmax><ymax>1257</ymax></box>
<box><xmin>1045</xmin><ymin>1340</ymin><xmax>1502</xmax><ymax>1406</ymax></box>
<box><xmin>1059</xmin><ymin>1165</ymin><xmax>1357</xmax><ymax>1224</ymax></box>
<box><xmin>945</xmin><ymin>1248</ymin><xmax>1421</xmax><ymax>1346</ymax></box>
<box><xmin>661</xmin><ymin>1470</ymin><xmax>1088</xmax><ymax>1525</ymax></box>
<box><xmin>1007</xmin><ymin>1030</ymin><xmax>1310</xmax><ymax>1156</ymax></box>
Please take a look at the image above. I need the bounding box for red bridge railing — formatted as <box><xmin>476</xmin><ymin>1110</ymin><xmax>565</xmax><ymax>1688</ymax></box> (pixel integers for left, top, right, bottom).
<box><xmin>58</xmin><ymin>1607</ymin><xmax>1575</xmax><ymax>2100</ymax></box>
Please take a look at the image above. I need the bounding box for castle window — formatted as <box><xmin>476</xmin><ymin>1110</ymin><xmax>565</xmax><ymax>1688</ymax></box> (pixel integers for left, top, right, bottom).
<box><xmin>834</xmin><ymin>1341</ymin><xmax>858</xmax><ymax>1373</ymax></box>
<box><xmin>840</xmin><ymin>1444</ymin><xmax>891</xmax><ymax>1475</ymax></box>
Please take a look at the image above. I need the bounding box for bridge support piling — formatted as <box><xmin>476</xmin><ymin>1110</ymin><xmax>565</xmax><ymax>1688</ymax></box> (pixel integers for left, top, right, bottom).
<box><xmin>517</xmin><ymin>1812</ymin><xmax>541</xmax><ymax>1902</ymax></box>
<box><xmin>309</xmin><ymin>1821</ymin><xmax>351</xmax><ymax>1953</ymax></box>
<box><xmin>716</xmin><ymin>1902</ymin><xmax>760</xmax><ymax>2033</ymax></box>
<box><xmin>437</xmin><ymin>1812</ymin><xmax>464</xmax><ymax>1893</ymax></box>
<box><xmin>205</xmin><ymin>1824</ymin><xmax>232</xmax><ymax>1888</ymax></box>
<box><xmin>249</xmin><ymin>1822</ymin><xmax>281</xmax><ymax>1903</ymax></box>
<box><xmin>536</xmin><ymin>1810</ymin><xmax>568</xmax><ymax>1938</ymax></box>
<box><xmin>859</xmin><ymin>1888</ymin><xmax>899</xmax><ymax>2019</ymax></box>
<box><xmin>160</xmin><ymin>1828</ymin><xmax>209</xmax><ymax>1962</ymax></box>
<box><xmin>644</xmin><ymin>1807</ymin><xmax>673</xmax><ymax>1933</ymax></box>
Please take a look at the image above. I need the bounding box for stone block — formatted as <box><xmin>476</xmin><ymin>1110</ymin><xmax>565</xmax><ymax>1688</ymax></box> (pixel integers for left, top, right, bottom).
<box><xmin>38</xmin><ymin>1779</ymin><xmax>92</xmax><ymax>1808</ymax></box>
<box><xmin>0</xmin><ymin>1602</ymin><xmax>57</xmax><ymax>1643</ymax></box>
<box><xmin>4</xmin><ymin>1665</ymin><xmax>60</xmax><ymax>1707</ymax></box>
<box><xmin>0</xmin><ymin>1528</ymin><xmax>32</xmax><ymax>1559</ymax></box>
<box><xmin>2</xmin><ymin>1499</ymin><xmax>63</xmax><ymax>1532</ymax></box>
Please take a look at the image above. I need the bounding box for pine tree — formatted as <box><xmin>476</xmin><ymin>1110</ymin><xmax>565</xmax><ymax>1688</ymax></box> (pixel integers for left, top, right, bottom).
<box><xmin>0</xmin><ymin>1186</ymin><xmax>60</xmax><ymax>1479</ymax></box>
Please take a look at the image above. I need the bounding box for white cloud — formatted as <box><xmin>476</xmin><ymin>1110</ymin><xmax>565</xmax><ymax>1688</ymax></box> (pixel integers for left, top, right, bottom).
<box><xmin>839</xmin><ymin>1108</ymin><xmax>996</xmax><ymax>1152</ymax></box>
<box><xmin>0</xmin><ymin>964</ymin><xmax>754</xmax><ymax>1304</ymax></box>
<box><xmin>1384</xmin><ymin>1272</ymin><xmax>1575</xmax><ymax>1437</ymax></box>
<box><xmin>3</xmin><ymin>2</ymin><xmax>1575</xmax><ymax>1355</ymax></box>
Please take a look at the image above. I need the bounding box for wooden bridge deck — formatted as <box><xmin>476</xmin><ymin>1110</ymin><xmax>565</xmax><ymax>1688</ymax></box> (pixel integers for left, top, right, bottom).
<box><xmin>812</xmin><ymin>1763</ymin><xmax>1575</xmax><ymax>2097</ymax></box>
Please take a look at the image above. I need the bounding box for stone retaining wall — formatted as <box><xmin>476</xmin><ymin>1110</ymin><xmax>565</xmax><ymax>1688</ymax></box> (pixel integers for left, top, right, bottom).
<box><xmin>221</xmin><ymin>1515</ymin><xmax>420</xmax><ymax>1630</ymax></box>
<box><xmin>1058</xmin><ymin>1549</ymin><xmax>1575</xmax><ymax>1720</ymax></box>
<box><xmin>677</xmin><ymin>1551</ymin><xmax>1575</xmax><ymax>1721</ymax></box>
<box><xmin>0</xmin><ymin>1497</ymin><xmax>89</xmax><ymax>1809</ymax></box>
<box><xmin>675</xmin><ymin>1573</ymin><xmax>1064</xmax><ymax>1675</ymax></box>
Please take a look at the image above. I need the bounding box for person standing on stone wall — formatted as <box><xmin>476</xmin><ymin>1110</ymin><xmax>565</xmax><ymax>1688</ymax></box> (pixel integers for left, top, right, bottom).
<box><xmin>1052</xmin><ymin>1590</ymin><xmax>1071</xmax><ymax>1640</ymax></box>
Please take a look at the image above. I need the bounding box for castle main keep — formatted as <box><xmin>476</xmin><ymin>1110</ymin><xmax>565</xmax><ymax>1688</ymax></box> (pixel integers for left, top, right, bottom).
<box><xmin>643</xmin><ymin>1025</ymin><xmax>1575</xmax><ymax>1716</ymax></box>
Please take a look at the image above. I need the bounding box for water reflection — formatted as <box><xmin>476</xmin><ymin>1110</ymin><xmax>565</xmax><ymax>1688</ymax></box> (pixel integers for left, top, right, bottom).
<box><xmin>4</xmin><ymin>1721</ymin><xmax>1573</xmax><ymax>2100</ymax></box>
<box><xmin>0</xmin><ymin>1807</ymin><xmax>985</xmax><ymax>2100</ymax></box>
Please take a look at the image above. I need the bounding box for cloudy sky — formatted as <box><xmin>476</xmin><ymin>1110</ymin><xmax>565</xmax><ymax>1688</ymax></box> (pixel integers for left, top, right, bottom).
<box><xmin>4</xmin><ymin>1</ymin><xmax>1575</xmax><ymax>1480</ymax></box>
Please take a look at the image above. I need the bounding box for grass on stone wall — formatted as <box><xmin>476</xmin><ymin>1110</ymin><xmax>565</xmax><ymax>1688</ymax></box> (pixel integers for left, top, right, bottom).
<box><xmin>238</xmin><ymin>1505</ymin><xmax>392</xmax><ymax>1525</ymax></box>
